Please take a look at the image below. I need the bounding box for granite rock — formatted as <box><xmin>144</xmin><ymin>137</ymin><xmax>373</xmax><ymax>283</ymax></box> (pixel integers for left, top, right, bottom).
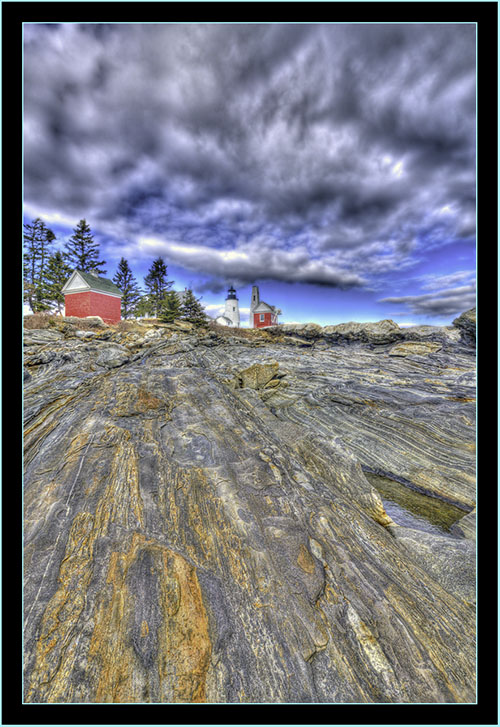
<box><xmin>23</xmin><ymin>314</ymin><xmax>476</xmax><ymax>704</ymax></box>
<box><xmin>452</xmin><ymin>308</ymin><xmax>476</xmax><ymax>345</ymax></box>
<box><xmin>389</xmin><ymin>341</ymin><xmax>442</xmax><ymax>357</ymax></box>
<box><xmin>450</xmin><ymin>509</ymin><xmax>476</xmax><ymax>540</ymax></box>
<box><xmin>388</xmin><ymin>525</ymin><xmax>476</xmax><ymax>605</ymax></box>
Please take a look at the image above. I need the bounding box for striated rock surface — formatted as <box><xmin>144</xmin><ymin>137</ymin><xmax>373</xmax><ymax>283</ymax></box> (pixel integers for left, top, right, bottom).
<box><xmin>24</xmin><ymin>314</ymin><xmax>476</xmax><ymax>704</ymax></box>
<box><xmin>388</xmin><ymin>341</ymin><xmax>442</xmax><ymax>357</ymax></box>
<box><xmin>452</xmin><ymin>308</ymin><xmax>476</xmax><ymax>345</ymax></box>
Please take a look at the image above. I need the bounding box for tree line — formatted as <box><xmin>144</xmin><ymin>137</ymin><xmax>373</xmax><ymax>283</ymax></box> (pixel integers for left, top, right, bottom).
<box><xmin>23</xmin><ymin>217</ymin><xmax>208</xmax><ymax>326</ymax></box>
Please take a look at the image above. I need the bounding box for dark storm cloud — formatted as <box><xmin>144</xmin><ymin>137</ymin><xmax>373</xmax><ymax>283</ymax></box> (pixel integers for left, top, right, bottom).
<box><xmin>131</xmin><ymin>235</ymin><xmax>367</xmax><ymax>291</ymax></box>
<box><xmin>24</xmin><ymin>23</ymin><xmax>475</xmax><ymax>291</ymax></box>
<box><xmin>380</xmin><ymin>284</ymin><xmax>476</xmax><ymax>318</ymax></box>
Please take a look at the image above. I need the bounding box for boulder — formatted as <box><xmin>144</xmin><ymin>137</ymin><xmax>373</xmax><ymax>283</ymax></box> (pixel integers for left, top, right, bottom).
<box><xmin>84</xmin><ymin>315</ymin><xmax>106</xmax><ymax>325</ymax></box>
<box><xmin>402</xmin><ymin>325</ymin><xmax>461</xmax><ymax>344</ymax></box>
<box><xmin>283</xmin><ymin>336</ymin><xmax>314</xmax><ymax>347</ymax></box>
<box><xmin>233</xmin><ymin>361</ymin><xmax>281</xmax><ymax>389</ymax></box>
<box><xmin>278</xmin><ymin>323</ymin><xmax>323</xmax><ymax>339</ymax></box>
<box><xmin>452</xmin><ymin>308</ymin><xmax>476</xmax><ymax>345</ymax></box>
<box><xmin>95</xmin><ymin>343</ymin><xmax>130</xmax><ymax>368</ymax></box>
<box><xmin>389</xmin><ymin>341</ymin><xmax>442</xmax><ymax>357</ymax></box>
<box><xmin>74</xmin><ymin>330</ymin><xmax>97</xmax><ymax>339</ymax></box>
<box><xmin>62</xmin><ymin>315</ymin><xmax>107</xmax><ymax>329</ymax></box>
<box><xmin>23</xmin><ymin>329</ymin><xmax>64</xmax><ymax>346</ymax></box>
<box><xmin>323</xmin><ymin>319</ymin><xmax>402</xmax><ymax>344</ymax></box>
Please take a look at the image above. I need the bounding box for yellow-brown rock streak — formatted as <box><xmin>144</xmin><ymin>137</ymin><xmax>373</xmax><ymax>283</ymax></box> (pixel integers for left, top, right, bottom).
<box><xmin>88</xmin><ymin>533</ymin><xmax>211</xmax><ymax>703</ymax></box>
<box><xmin>93</xmin><ymin>427</ymin><xmax>144</xmax><ymax>533</ymax></box>
<box><xmin>26</xmin><ymin>512</ymin><xmax>97</xmax><ymax>703</ymax></box>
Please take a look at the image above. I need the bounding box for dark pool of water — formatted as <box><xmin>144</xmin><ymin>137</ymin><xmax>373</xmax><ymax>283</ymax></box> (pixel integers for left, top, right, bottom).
<box><xmin>364</xmin><ymin>472</ymin><xmax>466</xmax><ymax>536</ymax></box>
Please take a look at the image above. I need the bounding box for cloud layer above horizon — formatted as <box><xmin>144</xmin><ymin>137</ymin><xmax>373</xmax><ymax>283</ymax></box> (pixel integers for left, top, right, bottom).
<box><xmin>24</xmin><ymin>23</ymin><xmax>476</xmax><ymax>321</ymax></box>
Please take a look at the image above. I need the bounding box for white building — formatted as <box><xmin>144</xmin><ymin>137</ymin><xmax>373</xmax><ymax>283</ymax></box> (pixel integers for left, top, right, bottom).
<box><xmin>215</xmin><ymin>286</ymin><xmax>240</xmax><ymax>327</ymax></box>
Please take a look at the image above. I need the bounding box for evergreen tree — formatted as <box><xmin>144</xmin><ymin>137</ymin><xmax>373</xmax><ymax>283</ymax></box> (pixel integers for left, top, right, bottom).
<box><xmin>179</xmin><ymin>288</ymin><xmax>208</xmax><ymax>328</ymax></box>
<box><xmin>64</xmin><ymin>219</ymin><xmax>106</xmax><ymax>275</ymax></box>
<box><xmin>23</xmin><ymin>217</ymin><xmax>56</xmax><ymax>312</ymax></box>
<box><xmin>112</xmin><ymin>257</ymin><xmax>142</xmax><ymax>319</ymax></box>
<box><xmin>158</xmin><ymin>290</ymin><xmax>182</xmax><ymax>323</ymax></box>
<box><xmin>133</xmin><ymin>296</ymin><xmax>154</xmax><ymax>319</ymax></box>
<box><xmin>44</xmin><ymin>251</ymin><xmax>73</xmax><ymax>314</ymax></box>
<box><xmin>143</xmin><ymin>257</ymin><xmax>172</xmax><ymax>317</ymax></box>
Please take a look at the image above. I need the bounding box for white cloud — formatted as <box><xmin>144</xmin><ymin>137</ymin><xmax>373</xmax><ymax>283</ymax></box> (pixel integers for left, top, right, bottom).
<box><xmin>23</xmin><ymin>203</ymin><xmax>76</xmax><ymax>229</ymax></box>
<box><xmin>418</xmin><ymin>270</ymin><xmax>476</xmax><ymax>291</ymax></box>
<box><xmin>391</xmin><ymin>160</ymin><xmax>404</xmax><ymax>178</ymax></box>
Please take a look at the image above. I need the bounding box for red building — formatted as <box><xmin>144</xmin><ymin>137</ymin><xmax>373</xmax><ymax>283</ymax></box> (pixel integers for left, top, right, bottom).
<box><xmin>61</xmin><ymin>270</ymin><xmax>122</xmax><ymax>324</ymax></box>
<box><xmin>249</xmin><ymin>285</ymin><xmax>281</xmax><ymax>328</ymax></box>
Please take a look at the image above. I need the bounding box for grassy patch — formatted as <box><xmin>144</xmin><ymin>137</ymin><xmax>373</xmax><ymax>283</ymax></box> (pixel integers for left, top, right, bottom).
<box><xmin>23</xmin><ymin>313</ymin><xmax>58</xmax><ymax>329</ymax></box>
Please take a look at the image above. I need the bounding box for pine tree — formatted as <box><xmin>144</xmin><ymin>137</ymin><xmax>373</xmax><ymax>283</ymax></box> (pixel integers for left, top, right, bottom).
<box><xmin>143</xmin><ymin>257</ymin><xmax>172</xmax><ymax>317</ymax></box>
<box><xmin>133</xmin><ymin>296</ymin><xmax>154</xmax><ymax>319</ymax></box>
<box><xmin>158</xmin><ymin>290</ymin><xmax>182</xmax><ymax>323</ymax></box>
<box><xmin>179</xmin><ymin>288</ymin><xmax>208</xmax><ymax>328</ymax></box>
<box><xmin>112</xmin><ymin>257</ymin><xmax>142</xmax><ymax>319</ymax></box>
<box><xmin>64</xmin><ymin>219</ymin><xmax>106</xmax><ymax>275</ymax></box>
<box><xmin>23</xmin><ymin>217</ymin><xmax>56</xmax><ymax>312</ymax></box>
<box><xmin>44</xmin><ymin>251</ymin><xmax>73</xmax><ymax>314</ymax></box>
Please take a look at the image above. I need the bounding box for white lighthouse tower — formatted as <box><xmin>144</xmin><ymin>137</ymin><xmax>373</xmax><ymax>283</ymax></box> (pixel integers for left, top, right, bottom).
<box><xmin>215</xmin><ymin>285</ymin><xmax>240</xmax><ymax>327</ymax></box>
<box><xmin>224</xmin><ymin>286</ymin><xmax>240</xmax><ymax>327</ymax></box>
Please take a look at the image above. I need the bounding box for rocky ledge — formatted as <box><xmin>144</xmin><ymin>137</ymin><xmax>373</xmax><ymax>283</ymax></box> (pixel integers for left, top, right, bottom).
<box><xmin>23</xmin><ymin>310</ymin><xmax>476</xmax><ymax>703</ymax></box>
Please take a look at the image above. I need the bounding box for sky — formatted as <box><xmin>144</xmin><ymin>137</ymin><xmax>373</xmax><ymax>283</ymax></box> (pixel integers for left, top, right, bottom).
<box><xmin>23</xmin><ymin>22</ymin><xmax>476</xmax><ymax>326</ymax></box>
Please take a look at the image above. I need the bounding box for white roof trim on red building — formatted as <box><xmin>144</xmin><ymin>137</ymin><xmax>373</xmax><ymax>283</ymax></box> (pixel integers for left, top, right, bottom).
<box><xmin>61</xmin><ymin>270</ymin><xmax>122</xmax><ymax>298</ymax></box>
<box><xmin>61</xmin><ymin>271</ymin><xmax>89</xmax><ymax>293</ymax></box>
<box><xmin>253</xmin><ymin>301</ymin><xmax>275</xmax><ymax>313</ymax></box>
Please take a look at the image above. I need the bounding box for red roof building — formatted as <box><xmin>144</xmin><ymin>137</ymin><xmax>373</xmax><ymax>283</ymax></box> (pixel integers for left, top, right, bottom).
<box><xmin>249</xmin><ymin>285</ymin><xmax>281</xmax><ymax>328</ymax></box>
<box><xmin>61</xmin><ymin>270</ymin><xmax>122</xmax><ymax>324</ymax></box>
